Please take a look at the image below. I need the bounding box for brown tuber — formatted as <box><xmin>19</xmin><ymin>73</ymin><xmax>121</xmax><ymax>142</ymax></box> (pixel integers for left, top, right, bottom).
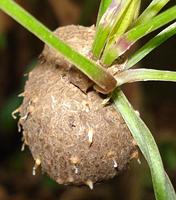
<box><xmin>18</xmin><ymin>25</ymin><xmax>137</xmax><ymax>188</ymax></box>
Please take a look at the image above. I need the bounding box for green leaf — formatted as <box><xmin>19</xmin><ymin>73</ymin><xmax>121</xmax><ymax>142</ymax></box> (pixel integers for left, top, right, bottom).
<box><xmin>132</xmin><ymin>0</ymin><xmax>141</xmax><ymax>22</ymax></box>
<box><xmin>126</xmin><ymin>22</ymin><xmax>176</xmax><ymax>69</ymax></box>
<box><xmin>0</xmin><ymin>0</ymin><xmax>117</xmax><ymax>93</ymax></box>
<box><xmin>92</xmin><ymin>0</ymin><xmax>124</xmax><ymax>59</ymax></box>
<box><xmin>101</xmin><ymin>0</ymin><xmax>140</xmax><ymax>66</ymax></box>
<box><xmin>115</xmin><ymin>68</ymin><xmax>176</xmax><ymax>86</ymax></box>
<box><xmin>92</xmin><ymin>0</ymin><xmax>133</xmax><ymax>59</ymax></box>
<box><xmin>112</xmin><ymin>89</ymin><xmax>176</xmax><ymax>200</ymax></box>
<box><xmin>126</xmin><ymin>6</ymin><xmax>176</xmax><ymax>42</ymax></box>
<box><xmin>165</xmin><ymin>172</ymin><xmax>176</xmax><ymax>199</ymax></box>
<box><xmin>96</xmin><ymin>0</ymin><xmax>112</xmax><ymax>25</ymax></box>
<box><xmin>134</xmin><ymin>0</ymin><xmax>170</xmax><ymax>26</ymax></box>
<box><xmin>105</xmin><ymin>5</ymin><xmax>176</xmax><ymax>65</ymax></box>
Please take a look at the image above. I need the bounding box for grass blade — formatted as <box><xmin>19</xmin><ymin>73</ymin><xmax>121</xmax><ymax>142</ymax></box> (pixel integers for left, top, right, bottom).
<box><xmin>165</xmin><ymin>172</ymin><xmax>176</xmax><ymax>198</ymax></box>
<box><xmin>115</xmin><ymin>68</ymin><xmax>176</xmax><ymax>86</ymax></box>
<box><xmin>106</xmin><ymin>6</ymin><xmax>176</xmax><ymax>65</ymax></box>
<box><xmin>92</xmin><ymin>0</ymin><xmax>132</xmax><ymax>59</ymax></box>
<box><xmin>112</xmin><ymin>89</ymin><xmax>176</xmax><ymax>200</ymax></box>
<box><xmin>134</xmin><ymin>0</ymin><xmax>170</xmax><ymax>26</ymax></box>
<box><xmin>0</xmin><ymin>0</ymin><xmax>117</xmax><ymax>93</ymax></box>
<box><xmin>96</xmin><ymin>0</ymin><xmax>112</xmax><ymax>25</ymax></box>
<box><xmin>125</xmin><ymin>6</ymin><xmax>176</xmax><ymax>42</ymax></box>
<box><xmin>132</xmin><ymin>0</ymin><xmax>141</xmax><ymax>22</ymax></box>
<box><xmin>101</xmin><ymin>0</ymin><xmax>140</xmax><ymax>66</ymax></box>
<box><xmin>126</xmin><ymin>22</ymin><xmax>176</xmax><ymax>69</ymax></box>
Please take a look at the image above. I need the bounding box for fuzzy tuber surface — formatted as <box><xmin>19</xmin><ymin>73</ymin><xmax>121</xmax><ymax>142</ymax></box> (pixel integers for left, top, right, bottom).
<box><xmin>18</xmin><ymin>25</ymin><xmax>137</xmax><ymax>187</ymax></box>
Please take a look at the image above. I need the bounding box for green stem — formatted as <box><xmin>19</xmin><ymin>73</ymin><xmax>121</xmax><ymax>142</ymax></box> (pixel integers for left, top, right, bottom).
<box><xmin>112</xmin><ymin>89</ymin><xmax>176</xmax><ymax>200</ymax></box>
<box><xmin>115</xmin><ymin>68</ymin><xmax>176</xmax><ymax>86</ymax></box>
<box><xmin>126</xmin><ymin>22</ymin><xmax>176</xmax><ymax>69</ymax></box>
<box><xmin>0</xmin><ymin>0</ymin><xmax>117</xmax><ymax>93</ymax></box>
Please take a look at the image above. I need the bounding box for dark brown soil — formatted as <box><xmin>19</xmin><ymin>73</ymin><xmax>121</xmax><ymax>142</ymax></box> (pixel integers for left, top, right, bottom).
<box><xmin>18</xmin><ymin>25</ymin><xmax>137</xmax><ymax>188</ymax></box>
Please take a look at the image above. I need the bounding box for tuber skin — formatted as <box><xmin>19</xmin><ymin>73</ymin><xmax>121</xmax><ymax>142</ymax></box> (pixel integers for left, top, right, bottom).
<box><xmin>18</xmin><ymin>25</ymin><xmax>137</xmax><ymax>188</ymax></box>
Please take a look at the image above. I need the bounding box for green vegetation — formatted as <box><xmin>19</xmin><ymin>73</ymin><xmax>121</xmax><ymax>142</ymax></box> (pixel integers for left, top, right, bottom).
<box><xmin>0</xmin><ymin>0</ymin><xmax>176</xmax><ymax>199</ymax></box>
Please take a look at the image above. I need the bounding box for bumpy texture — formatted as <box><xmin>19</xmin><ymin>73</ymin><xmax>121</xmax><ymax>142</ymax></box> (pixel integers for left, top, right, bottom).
<box><xmin>18</xmin><ymin>25</ymin><xmax>137</xmax><ymax>187</ymax></box>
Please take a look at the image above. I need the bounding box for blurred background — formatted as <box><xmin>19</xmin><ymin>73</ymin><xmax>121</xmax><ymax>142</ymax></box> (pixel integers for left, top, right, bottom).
<box><xmin>0</xmin><ymin>0</ymin><xmax>175</xmax><ymax>199</ymax></box>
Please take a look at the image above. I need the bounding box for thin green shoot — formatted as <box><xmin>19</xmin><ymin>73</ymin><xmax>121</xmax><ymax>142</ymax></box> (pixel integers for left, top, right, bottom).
<box><xmin>96</xmin><ymin>0</ymin><xmax>112</xmax><ymax>25</ymax></box>
<box><xmin>112</xmin><ymin>89</ymin><xmax>176</xmax><ymax>200</ymax></box>
<box><xmin>101</xmin><ymin>0</ymin><xmax>140</xmax><ymax>66</ymax></box>
<box><xmin>126</xmin><ymin>22</ymin><xmax>176</xmax><ymax>69</ymax></box>
<box><xmin>103</xmin><ymin>5</ymin><xmax>176</xmax><ymax>65</ymax></box>
<box><xmin>134</xmin><ymin>0</ymin><xmax>170</xmax><ymax>26</ymax></box>
<box><xmin>115</xmin><ymin>68</ymin><xmax>176</xmax><ymax>86</ymax></box>
<box><xmin>92</xmin><ymin>0</ymin><xmax>132</xmax><ymax>59</ymax></box>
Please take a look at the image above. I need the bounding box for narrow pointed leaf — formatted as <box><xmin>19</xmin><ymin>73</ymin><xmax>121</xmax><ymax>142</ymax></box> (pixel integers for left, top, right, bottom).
<box><xmin>126</xmin><ymin>22</ymin><xmax>176</xmax><ymax>69</ymax></box>
<box><xmin>101</xmin><ymin>0</ymin><xmax>140</xmax><ymax>66</ymax></box>
<box><xmin>115</xmin><ymin>68</ymin><xmax>176</xmax><ymax>86</ymax></box>
<box><xmin>96</xmin><ymin>0</ymin><xmax>112</xmax><ymax>25</ymax></box>
<box><xmin>165</xmin><ymin>172</ymin><xmax>176</xmax><ymax>199</ymax></box>
<box><xmin>134</xmin><ymin>0</ymin><xmax>170</xmax><ymax>26</ymax></box>
<box><xmin>126</xmin><ymin>6</ymin><xmax>176</xmax><ymax>42</ymax></box>
<box><xmin>92</xmin><ymin>0</ymin><xmax>132</xmax><ymax>59</ymax></box>
<box><xmin>0</xmin><ymin>0</ymin><xmax>117</xmax><ymax>93</ymax></box>
<box><xmin>112</xmin><ymin>89</ymin><xmax>176</xmax><ymax>200</ymax></box>
<box><xmin>108</xmin><ymin>0</ymin><xmax>138</xmax><ymax>37</ymax></box>
<box><xmin>104</xmin><ymin>6</ymin><xmax>176</xmax><ymax>65</ymax></box>
<box><xmin>133</xmin><ymin>0</ymin><xmax>141</xmax><ymax>22</ymax></box>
